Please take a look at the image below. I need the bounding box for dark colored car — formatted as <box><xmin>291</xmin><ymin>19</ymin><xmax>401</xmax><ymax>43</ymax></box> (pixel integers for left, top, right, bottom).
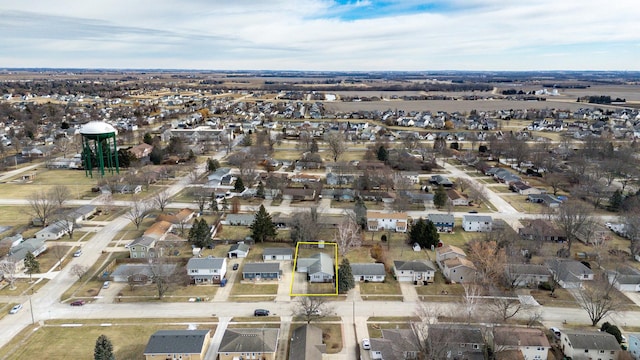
<box><xmin>70</xmin><ymin>300</ymin><xmax>86</xmax><ymax>306</ymax></box>
<box><xmin>232</xmin><ymin>263</ymin><xmax>239</xmax><ymax>270</ymax></box>
<box><xmin>254</xmin><ymin>309</ymin><xmax>270</xmax><ymax>316</ymax></box>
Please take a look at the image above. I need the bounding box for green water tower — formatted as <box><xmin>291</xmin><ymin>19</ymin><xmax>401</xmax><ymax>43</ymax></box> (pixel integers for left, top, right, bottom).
<box><xmin>80</xmin><ymin>121</ymin><xmax>120</xmax><ymax>178</ymax></box>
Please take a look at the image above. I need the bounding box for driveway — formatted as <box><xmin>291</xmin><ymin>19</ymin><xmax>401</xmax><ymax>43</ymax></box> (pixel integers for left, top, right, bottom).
<box><xmin>93</xmin><ymin>282</ymin><xmax>126</xmax><ymax>304</ymax></box>
<box><xmin>213</xmin><ymin>258</ymin><xmax>241</xmax><ymax>302</ymax></box>
<box><xmin>400</xmin><ymin>282</ymin><xmax>419</xmax><ymax>302</ymax></box>
<box><xmin>276</xmin><ymin>262</ymin><xmax>293</xmax><ymax>301</ymax></box>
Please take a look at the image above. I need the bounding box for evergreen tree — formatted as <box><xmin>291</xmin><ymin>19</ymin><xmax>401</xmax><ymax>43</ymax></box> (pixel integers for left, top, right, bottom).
<box><xmin>376</xmin><ymin>145</ymin><xmax>388</xmax><ymax>162</ymax></box>
<box><xmin>149</xmin><ymin>146</ymin><xmax>164</xmax><ymax>165</ymax></box>
<box><xmin>337</xmin><ymin>258</ymin><xmax>355</xmax><ymax>293</ymax></box>
<box><xmin>188</xmin><ymin>218</ymin><xmax>210</xmax><ymax>248</ymax></box>
<box><xmin>610</xmin><ymin>189</ymin><xmax>623</xmax><ymax>212</ymax></box>
<box><xmin>250</xmin><ymin>205</ymin><xmax>277</xmax><ymax>242</ymax></box>
<box><xmin>234</xmin><ymin>177</ymin><xmax>246</xmax><ymax>193</ymax></box>
<box><xmin>408</xmin><ymin>218</ymin><xmax>440</xmax><ymax>249</ymax></box>
<box><xmin>94</xmin><ymin>334</ymin><xmax>115</xmax><ymax>360</ymax></box>
<box><xmin>256</xmin><ymin>181</ymin><xmax>265</xmax><ymax>198</ymax></box>
<box><xmin>310</xmin><ymin>139</ymin><xmax>319</xmax><ymax>153</ymax></box>
<box><xmin>209</xmin><ymin>193</ymin><xmax>219</xmax><ymax>213</ymax></box>
<box><xmin>24</xmin><ymin>252</ymin><xmax>40</xmax><ymax>281</ymax></box>
<box><xmin>207</xmin><ymin>158</ymin><xmax>220</xmax><ymax>172</ymax></box>
<box><xmin>143</xmin><ymin>133</ymin><xmax>153</xmax><ymax>145</ymax></box>
<box><xmin>601</xmin><ymin>322</ymin><xmax>623</xmax><ymax>344</ymax></box>
<box><xmin>353</xmin><ymin>196</ymin><xmax>367</xmax><ymax>230</ymax></box>
<box><xmin>433</xmin><ymin>185</ymin><xmax>448</xmax><ymax>208</ymax></box>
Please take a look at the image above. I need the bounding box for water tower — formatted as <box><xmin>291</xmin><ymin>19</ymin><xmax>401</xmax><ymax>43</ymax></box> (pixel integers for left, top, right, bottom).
<box><xmin>80</xmin><ymin>121</ymin><xmax>120</xmax><ymax>178</ymax></box>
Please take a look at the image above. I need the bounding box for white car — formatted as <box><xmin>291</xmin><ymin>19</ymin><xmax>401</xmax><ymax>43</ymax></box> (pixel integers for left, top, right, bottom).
<box><xmin>73</xmin><ymin>250</ymin><xmax>82</xmax><ymax>257</ymax></box>
<box><xmin>9</xmin><ymin>304</ymin><xmax>22</xmax><ymax>314</ymax></box>
<box><xmin>362</xmin><ymin>338</ymin><xmax>371</xmax><ymax>350</ymax></box>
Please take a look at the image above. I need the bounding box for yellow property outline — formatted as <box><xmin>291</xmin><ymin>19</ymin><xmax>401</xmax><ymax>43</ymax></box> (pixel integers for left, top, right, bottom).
<box><xmin>290</xmin><ymin>241</ymin><xmax>339</xmax><ymax>297</ymax></box>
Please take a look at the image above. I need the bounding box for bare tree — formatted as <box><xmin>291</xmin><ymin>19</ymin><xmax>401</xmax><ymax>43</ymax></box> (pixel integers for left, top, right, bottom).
<box><xmin>545</xmin><ymin>172</ymin><xmax>565</xmax><ymax>196</ymax></box>
<box><xmin>153</xmin><ymin>189</ymin><xmax>171</xmax><ymax>213</ymax></box>
<box><xmin>290</xmin><ymin>208</ymin><xmax>321</xmax><ymax>245</ymax></box>
<box><xmin>147</xmin><ymin>257</ymin><xmax>176</xmax><ymax>299</ymax></box>
<box><xmin>192</xmin><ymin>189</ymin><xmax>208</xmax><ymax>214</ymax></box>
<box><xmin>125</xmin><ymin>197</ymin><xmax>151</xmax><ymax>230</ymax></box>
<box><xmin>53</xmin><ymin>214</ymin><xmax>76</xmax><ymax>239</ymax></box>
<box><xmin>50</xmin><ymin>245</ymin><xmax>68</xmax><ymax>270</ymax></box>
<box><xmin>489</xmin><ymin>296</ymin><xmax>526</xmax><ymax>322</ymax></box>
<box><xmin>459</xmin><ymin>283</ymin><xmax>483</xmax><ymax>324</ymax></box>
<box><xmin>555</xmin><ymin>200</ymin><xmax>592</xmax><ymax>256</ymax></box>
<box><xmin>0</xmin><ymin>258</ymin><xmax>18</xmax><ymax>289</ymax></box>
<box><xmin>70</xmin><ymin>264</ymin><xmax>88</xmax><ymax>280</ymax></box>
<box><xmin>575</xmin><ymin>274</ymin><xmax>622</xmax><ymax>326</ymax></box>
<box><xmin>466</xmin><ymin>239</ymin><xmax>506</xmax><ymax>286</ymax></box>
<box><xmin>326</xmin><ymin>132</ymin><xmax>347</xmax><ymax>162</ymax></box>
<box><xmin>294</xmin><ymin>296</ymin><xmax>329</xmax><ymax>324</ymax></box>
<box><xmin>334</xmin><ymin>216</ymin><xmax>362</xmax><ymax>258</ymax></box>
<box><xmin>27</xmin><ymin>190</ymin><xmax>58</xmax><ymax>227</ymax></box>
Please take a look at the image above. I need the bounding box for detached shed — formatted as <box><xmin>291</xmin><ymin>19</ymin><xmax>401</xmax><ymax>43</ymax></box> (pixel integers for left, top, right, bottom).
<box><xmin>262</xmin><ymin>248</ymin><xmax>294</xmax><ymax>261</ymax></box>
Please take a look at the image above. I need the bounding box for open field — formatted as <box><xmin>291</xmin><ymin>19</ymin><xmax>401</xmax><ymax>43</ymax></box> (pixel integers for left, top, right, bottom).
<box><xmin>0</xmin><ymin>169</ymin><xmax>97</xmax><ymax>199</ymax></box>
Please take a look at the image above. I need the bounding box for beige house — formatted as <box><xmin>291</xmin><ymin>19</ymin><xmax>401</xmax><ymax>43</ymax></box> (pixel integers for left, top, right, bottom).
<box><xmin>366</xmin><ymin>211</ymin><xmax>408</xmax><ymax>233</ymax></box>
<box><xmin>218</xmin><ymin>328</ymin><xmax>279</xmax><ymax>360</ymax></box>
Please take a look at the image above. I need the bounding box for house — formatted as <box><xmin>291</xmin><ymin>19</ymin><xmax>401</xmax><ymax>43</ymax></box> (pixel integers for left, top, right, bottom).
<box><xmin>546</xmin><ymin>258</ymin><xmax>594</xmax><ymax>289</ymax></box>
<box><xmin>223</xmin><ymin>213</ymin><xmax>256</xmax><ymax>226</ymax></box>
<box><xmin>289</xmin><ymin>324</ymin><xmax>326</xmax><ymax>360</ymax></box>
<box><xmin>129</xmin><ymin>143</ymin><xmax>154</xmax><ymax>159</ymax></box>
<box><xmin>527</xmin><ymin>193</ymin><xmax>562</xmax><ymax>208</ymax></box>
<box><xmin>435</xmin><ymin>244</ymin><xmax>467</xmax><ymax>268</ymax></box>
<box><xmin>143</xmin><ymin>329</ymin><xmax>211</xmax><ymax>360</ymax></box>
<box><xmin>393</xmin><ymin>260</ymin><xmax>436</xmax><ymax>283</ymax></box>
<box><xmin>369</xmin><ymin>329</ymin><xmax>421</xmax><ymax>360</ymax></box>
<box><xmin>35</xmin><ymin>220</ymin><xmax>72</xmax><ymax>240</ymax></box>
<box><xmin>282</xmin><ymin>188</ymin><xmax>316</xmax><ymax>201</ymax></box>
<box><xmin>296</xmin><ymin>253</ymin><xmax>335</xmax><ymax>283</ymax></box>
<box><xmin>228</xmin><ymin>243</ymin><xmax>250</xmax><ymax>258</ymax></box>
<box><xmin>442</xmin><ymin>257</ymin><xmax>478</xmax><ymax>283</ymax></box>
<box><xmin>351</xmin><ymin>263</ymin><xmax>386</xmax><ymax>282</ymax></box>
<box><xmin>128</xmin><ymin>236</ymin><xmax>158</xmax><ymax>259</ymax></box>
<box><xmin>218</xmin><ymin>328</ymin><xmax>279</xmax><ymax>360</ymax></box>
<box><xmin>66</xmin><ymin>205</ymin><xmax>98</xmax><ymax>223</ymax></box>
<box><xmin>607</xmin><ymin>266</ymin><xmax>640</xmax><ymax>291</ymax></box>
<box><xmin>510</xmin><ymin>181</ymin><xmax>543</xmax><ymax>195</ymax></box>
<box><xmin>504</xmin><ymin>264</ymin><xmax>552</xmax><ymax>287</ymax></box>
<box><xmin>366</xmin><ymin>211</ymin><xmax>408</xmax><ymax>233</ymax></box>
<box><xmin>186</xmin><ymin>257</ymin><xmax>227</xmax><ymax>284</ymax></box>
<box><xmin>326</xmin><ymin>172</ymin><xmax>355</xmax><ymax>186</ymax></box>
<box><xmin>112</xmin><ymin>184</ymin><xmax>142</xmax><ymax>194</ymax></box>
<box><xmin>263</xmin><ymin>248</ymin><xmax>294</xmax><ymax>261</ymax></box>
<box><xmin>156</xmin><ymin>208</ymin><xmax>195</xmax><ymax>225</ymax></box>
<box><xmin>447</xmin><ymin>189</ymin><xmax>469</xmax><ymax>206</ymax></box>
<box><xmin>462</xmin><ymin>214</ymin><xmax>493</xmax><ymax>232</ymax></box>
<box><xmin>519</xmin><ymin>219</ymin><xmax>566</xmax><ymax>242</ymax></box>
<box><xmin>426</xmin><ymin>324</ymin><xmax>485</xmax><ymax>360</ymax></box>
<box><xmin>628</xmin><ymin>333</ymin><xmax>640</xmax><ymax>360</ymax></box>
<box><xmin>207</xmin><ymin>167</ymin><xmax>231</xmax><ymax>187</ymax></box>
<box><xmin>560</xmin><ymin>330</ymin><xmax>621</xmax><ymax>360</ymax></box>
<box><xmin>2</xmin><ymin>238</ymin><xmax>47</xmax><ymax>273</ymax></box>
<box><xmin>493</xmin><ymin>327</ymin><xmax>550</xmax><ymax>360</ymax></box>
<box><xmin>427</xmin><ymin>214</ymin><xmax>455</xmax><ymax>233</ymax></box>
<box><xmin>110</xmin><ymin>263</ymin><xmax>178</xmax><ymax>283</ymax></box>
<box><xmin>242</xmin><ymin>262</ymin><xmax>281</xmax><ymax>281</ymax></box>
<box><xmin>429</xmin><ymin>175</ymin><xmax>454</xmax><ymax>187</ymax></box>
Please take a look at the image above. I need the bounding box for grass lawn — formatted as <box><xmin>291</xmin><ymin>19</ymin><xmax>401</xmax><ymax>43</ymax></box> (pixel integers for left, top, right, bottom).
<box><xmin>360</xmin><ymin>278</ymin><xmax>401</xmax><ymax>295</ymax></box>
<box><xmin>60</xmin><ymin>252</ymin><xmax>129</xmax><ymax>301</ymax></box>
<box><xmin>216</xmin><ymin>225</ymin><xmax>251</xmax><ymax>241</ymax></box>
<box><xmin>308</xmin><ymin>282</ymin><xmax>338</xmax><ymax>295</ymax></box>
<box><xmin>367</xmin><ymin>321</ymin><xmax>412</xmax><ymax>338</ymax></box>
<box><xmin>118</xmin><ymin>283</ymin><xmax>218</xmax><ymax>301</ymax></box>
<box><xmin>500</xmin><ymin>195</ymin><xmax>548</xmax><ymax>214</ymax></box>
<box><xmin>37</xmin><ymin>245</ymin><xmax>76</xmax><ymax>272</ymax></box>
<box><xmin>415</xmin><ymin>273</ymin><xmax>465</xmax><ymax>297</ymax></box>
<box><xmin>0</xmin><ymin>278</ymin><xmax>49</xmax><ymax>296</ymax></box>
<box><xmin>0</xmin><ymin>323</ymin><xmax>212</xmax><ymax>360</ymax></box>
<box><xmin>0</xmin><ymin>206</ymin><xmax>31</xmax><ymax>231</ymax></box>
<box><xmin>230</xmin><ymin>283</ymin><xmax>278</xmax><ymax>296</ymax></box>
<box><xmin>315</xmin><ymin>323</ymin><xmax>343</xmax><ymax>354</ymax></box>
<box><xmin>529</xmin><ymin>288</ymin><xmax>579</xmax><ymax>308</ymax></box>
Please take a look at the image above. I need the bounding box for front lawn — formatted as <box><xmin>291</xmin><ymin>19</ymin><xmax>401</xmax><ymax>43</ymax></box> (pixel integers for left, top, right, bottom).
<box><xmin>360</xmin><ymin>278</ymin><xmax>401</xmax><ymax>296</ymax></box>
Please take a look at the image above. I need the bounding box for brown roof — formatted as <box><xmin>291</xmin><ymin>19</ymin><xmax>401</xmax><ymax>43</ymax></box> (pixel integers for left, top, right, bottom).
<box><xmin>144</xmin><ymin>220</ymin><xmax>173</xmax><ymax>239</ymax></box>
<box><xmin>444</xmin><ymin>257</ymin><xmax>476</xmax><ymax>270</ymax></box>
<box><xmin>494</xmin><ymin>327</ymin><xmax>550</xmax><ymax>348</ymax></box>
<box><xmin>129</xmin><ymin>143</ymin><xmax>153</xmax><ymax>158</ymax></box>
<box><xmin>447</xmin><ymin>189</ymin><xmax>466</xmax><ymax>200</ymax></box>
<box><xmin>437</xmin><ymin>244</ymin><xmax>466</xmax><ymax>257</ymax></box>
<box><xmin>367</xmin><ymin>211</ymin><xmax>408</xmax><ymax>220</ymax></box>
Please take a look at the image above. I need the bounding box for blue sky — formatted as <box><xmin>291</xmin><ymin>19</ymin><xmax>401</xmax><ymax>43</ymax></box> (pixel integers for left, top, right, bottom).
<box><xmin>0</xmin><ymin>0</ymin><xmax>638</xmax><ymax>71</ymax></box>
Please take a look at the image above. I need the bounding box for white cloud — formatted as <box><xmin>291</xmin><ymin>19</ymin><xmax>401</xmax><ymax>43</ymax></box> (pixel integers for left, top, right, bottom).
<box><xmin>0</xmin><ymin>0</ymin><xmax>638</xmax><ymax>70</ymax></box>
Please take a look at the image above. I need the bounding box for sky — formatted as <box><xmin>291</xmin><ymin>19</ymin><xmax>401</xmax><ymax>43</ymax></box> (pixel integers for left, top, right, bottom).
<box><xmin>0</xmin><ymin>0</ymin><xmax>639</xmax><ymax>71</ymax></box>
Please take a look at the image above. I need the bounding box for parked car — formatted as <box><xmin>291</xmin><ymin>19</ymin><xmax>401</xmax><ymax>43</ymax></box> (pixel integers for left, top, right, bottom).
<box><xmin>70</xmin><ymin>300</ymin><xmax>86</xmax><ymax>306</ymax></box>
<box><xmin>102</xmin><ymin>281</ymin><xmax>110</xmax><ymax>289</ymax></box>
<box><xmin>362</xmin><ymin>338</ymin><xmax>371</xmax><ymax>350</ymax></box>
<box><xmin>9</xmin><ymin>304</ymin><xmax>22</xmax><ymax>314</ymax></box>
<box><xmin>468</xmin><ymin>210</ymin><xmax>478</xmax><ymax>213</ymax></box>
<box><xmin>232</xmin><ymin>263</ymin><xmax>239</xmax><ymax>270</ymax></box>
<box><xmin>254</xmin><ymin>309</ymin><xmax>270</xmax><ymax>316</ymax></box>
<box><xmin>73</xmin><ymin>249</ymin><xmax>82</xmax><ymax>257</ymax></box>
<box><xmin>550</xmin><ymin>327</ymin><xmax>561</xmax><ymax>339</ymax></box>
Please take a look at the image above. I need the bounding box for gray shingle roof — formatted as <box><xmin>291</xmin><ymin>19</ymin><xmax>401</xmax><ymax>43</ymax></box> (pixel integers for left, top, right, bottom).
<box><xmin>463</xmin><ymin>214</ymin><xmax>493</xmax><ymax>223</ymax></box>
<box><xmin>563</xmin><ymin>330</ymin><xmax>621</xmax><ymax>351</ymax></box>
<box><xmin>263</xmin><ymin>248</ymin><xmax>293</xmax><ymax>257</ymax></box>
<box><xmin>229</xmin><ymin>243</ymin><xmax>250</xmax><ymax>254</ymax></box>
<box><xmin>243</xmin><ymin>262</ymin><xmax>280</xmax><ymax>274</ymax></box>
<box><xmin>393</xmin><ymin>260</ymin><xmax>435</xmax><ymax>272</ymax></box>
<box><xmin>351</xmin><ymin>263</ymin><xmax>386</xmax><ymax>277</ymax></box>
<box><xmin>187</xmin><ymin>257</ymin><xmax>225</xmax><ymax>270</ymax></box>
<box><xmin>289</xmin><ymin>324</ymin><xmax>325</xmax><ymax>360</ymax></box>
<box><xmin>218</xmin><ymin>328</ymin><xmax>279</xmax><ymax>353</ymax></box>
<box><xmin>144</xmin><ymin>330</ymin><xmax>210</xmax><ymax>354</ymax></box>
<box><xmin>427</xmin><ymin>213</ymin><xmax>455</xmax><ymax>224</ymax></box>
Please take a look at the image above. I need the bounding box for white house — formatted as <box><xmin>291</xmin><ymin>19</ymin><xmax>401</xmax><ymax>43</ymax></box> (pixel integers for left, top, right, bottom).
<box><xmin>262</xmin><ymin>248</ymin><xmax>294</xmax><ymax>261</ymax></box>
<box><xmin>228</xmin><ymin>243</ymin><xmax>250</xmax><ymax>258</ymax></box>
<box><xmin>493</xmin><ymin>327</ymin><xmax>550</xmax><ymax>360</ymax></box>
<box><xmin>393</xmin><ymin>260</ymin><xmax>436</xmax><ymax>283</ymax></box>
<box><xmin>35</xmin><ymin>220</ymin><xmax>72</xmax><ymax>240</ymax></box>
<box><xmin>296</xmin><ymin>253</ymin><xmax>335</xmax><ymax>283</ymax></box>
<box><xmin>351</xmin><ymin>263</ymin><xmax>386</xmax><ymax>283</ymax></box>
<box><xmin>462</xmin><ymin>214</ymin><xmax>493</xmax><ymax>232</ymax></box>
<box><xmin>546</xmin><ymin>259</ymin><xmax>594</xmax><ymax>289</ymax></box>
<box><xmin>607</xmin><ymin>266</ymin><xmax>640</xmax><ymax>292</ymax></box>
<box><xmin>366</xmin><ymin>211</ymin><xmax>408</xmax><ymax>233</ymax></box>
<box><xmin>560</xmin><ymin>330</ymin><xmax>621</xmax><ymax>360</ymax></box>
<box><xmin>187</xmin><ymin>257</ymin><xmax>227</xmax><ymax>284</ymax></box>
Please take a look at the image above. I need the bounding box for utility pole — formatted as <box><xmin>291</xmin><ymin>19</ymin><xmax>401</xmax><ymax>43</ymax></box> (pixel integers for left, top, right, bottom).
<box><xmin>29</xmin><ymin>289</ymin><xmax>35</xmax><ymax>324</ymax></box>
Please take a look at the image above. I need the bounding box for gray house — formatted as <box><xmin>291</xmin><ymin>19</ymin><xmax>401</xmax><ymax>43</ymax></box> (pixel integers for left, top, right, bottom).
<box><xmin>427</xmin><ymin>213</ymin><xmax>455</xmax><ymax>233</ymax></box>
<box><xmin>546</xmin><ymin>258</ymin><xmax>594</xmax><ymax>289</ymax></box>
<box><xmin>289</xmin><ymin>324</ymin><xmax>326</xmax><ymax>360</ymax></box>
<box><xmin>143</xmin><ymin>330</ymin><xmax>211</xmax><ymax>360</ymax></box>
<box><xmin>505</xmin><ymin>264</ymin><xmax>552</xmax><ymax>287</ymax></box>
<box><xmin>369</xmin><ymin>329</ymin><xmax>421</xmax><ymax>360</ymax></box>
<box><xmin>393</xmin><ymin>260</ymin><xmax>436</xmax><ymax>283</ymax></box>
<box><xmin>296</xmin><ymin>253</ymin><xmax>335</xmax><ymax>283</ymax></box>
<box><xmin>228</xmin><ymin>243</ymin><xmax>250</xmax><ymax>258</ymax></box>
<box><xmin>351</xmin><ymin>263</ymin><xmax>386</xmax><ymax>282</ymax></box>
<box><xmin>242</xmin><ymin>262</ymin><xmax>281</xmax><ymax>281</ymax></box>
<box><xmin>263</xmin><ymin>248</ymin><xmax>294</xmax><ymax>261</ymax></box>
<box><xmin>224</xmin><ymin>213</ymin><xmax>256</xmax><ymax>226</ymax></box>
